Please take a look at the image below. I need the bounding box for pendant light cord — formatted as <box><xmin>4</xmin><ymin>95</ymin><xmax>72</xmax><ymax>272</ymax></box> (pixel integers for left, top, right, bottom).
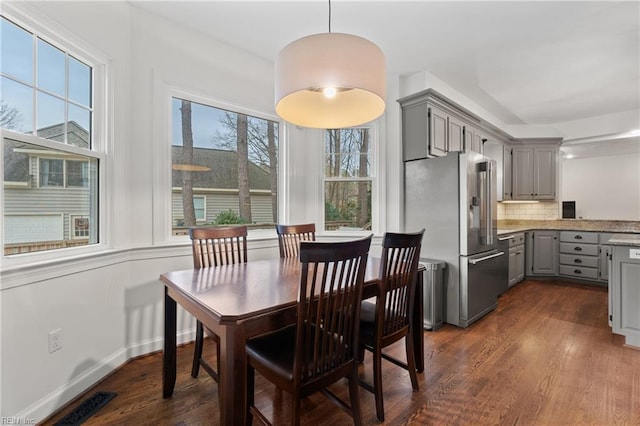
<box><xmin>328</xmin><ymin>0</ymin><xmax>332</xmax><ymax>33</ymax></box>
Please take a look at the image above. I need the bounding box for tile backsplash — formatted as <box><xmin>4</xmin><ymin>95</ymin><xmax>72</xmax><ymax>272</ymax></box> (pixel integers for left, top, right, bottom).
<box><xmin>497</xmin><ymin>202</ymin><xmax>559</xmax><ymax>220</ymax></box>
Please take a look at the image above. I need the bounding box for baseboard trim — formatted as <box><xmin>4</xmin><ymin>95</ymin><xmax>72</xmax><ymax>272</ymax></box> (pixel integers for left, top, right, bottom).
<box><xmin>19</xmin><ymin>329</ymin><xmax>195</xmax><ymax>423</ymax></box>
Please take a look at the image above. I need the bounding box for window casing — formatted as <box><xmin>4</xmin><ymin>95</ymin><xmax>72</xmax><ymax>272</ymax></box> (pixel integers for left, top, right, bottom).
<box><xmin>1</xmin><ymin>9</ymin><xmax>105</xmax><ymax>260</ymax></box>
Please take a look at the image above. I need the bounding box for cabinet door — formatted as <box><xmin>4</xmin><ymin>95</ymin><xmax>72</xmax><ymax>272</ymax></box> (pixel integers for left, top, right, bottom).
<box><xmin>533</xmin><ymin>147</ymin><xmax>556</xmax><ymax>199</ymax></box>
<box><xmin>512</xmin><ymin>148</ymin><xmax>534</xmax><ymax>199</ymax></box>
<box><xmin>531</xmin><ymin>231</ymin><xmax>559</xmax><ymax>275</ymax></box>
<box><xmin>473</xmin><ymin>132</ymin><xmax>484</xmax><ymax>154</ymax></box>
<box><xmin>464</xmin><ymin>127</ymin><xmax>474</xmax><ymax>153</ymax></box>
<box><xmin>599</xmin><ymin>245</ymin><xmax>610</xmax><ymax>281</ymax></box>
<box><xmin>515</xmin><ymin>245</ymin><xmax>525</xmax><ymax>282</ymax></box>
<box><xmin>503</xmin><ymin>145</ymin><xmax>512</xmax><ymax>200</ymax></box>
<box><xmin>428</xmin><ymin>105</ymin><xmax>448</xmax><ymax>157</ymax></box>
<box><xmin>401</xmin><ymin>101</ymin><xmax>429</xmax><ymax>161</ymax></box>
<box><xmin>508</xmin><ymin>246</ymin><xmax>518</xmax><ymax>286</ymax></box>
<box><xmin>448</xmin><ymin>115</ymin><xmax>464</xmax><ymax>152</ymax></box>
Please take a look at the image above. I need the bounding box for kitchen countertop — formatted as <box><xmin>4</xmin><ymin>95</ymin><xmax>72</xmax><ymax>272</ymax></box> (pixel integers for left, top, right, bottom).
<box><xmin>608</xmin><ymin>234</ymin><xmax>640</xmax><ymax>246</ymax></box>
<box><xmin>497</xmin><ymin>219</ymin><xmax>640</xmax><ymax>235</ymax></box>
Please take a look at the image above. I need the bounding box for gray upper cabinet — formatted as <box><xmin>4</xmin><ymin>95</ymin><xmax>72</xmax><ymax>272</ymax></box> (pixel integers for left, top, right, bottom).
<box><xmin>399</xmin><ymin>90</ymin><xmax>507</xmax><ymax>162</ymax></box>
<box><xmin>464</xmin><ymin>126</ymin><xmax>484</xmax><ymax>154</ymax></box>
<box><xmin>429</xmin><ymin>104</ymin><xmax>449</xmax><ymax>157</ymax></box>
<box><xmin>448</xmin><ymin>114</ymin><xmax>465</xmax><ymax>152</ymax></box>
<box><xmin>484</xmin><ymin>140</ymin><xmax>512</xmax><ymax>201</ymax></box>
<box><xmin>512</xmin><ymin>145</ymin><xmax>558</xmax><ymax>200</ymax></box>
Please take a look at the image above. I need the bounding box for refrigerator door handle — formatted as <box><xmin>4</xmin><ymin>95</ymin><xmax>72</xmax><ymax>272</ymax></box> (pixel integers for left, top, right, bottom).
<box><xmin>486</xmin><ymin>161</ymin><xmax>494</xmax><ymax>246</ymax></box>
<box><xmin>469</xmin><ymin>251</ymin><xmax>505</xmax><ymax>264</ymax></box>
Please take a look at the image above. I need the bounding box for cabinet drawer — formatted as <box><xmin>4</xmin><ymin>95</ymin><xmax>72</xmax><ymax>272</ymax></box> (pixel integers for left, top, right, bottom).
<box><xmin>560</xmin><ymin>231</ymin><xmax>598</xmax><ymax>244</ymax></box>
<box><xmin>559</xmin><ymin>265</ymin><xmax>599</xmax><ymax>280</ymax></box>
<box><xmin>559</xmin><ymin>254</ymin><xmax>599</xmax><ymax>268</ymax></box>
<box><xmin>511</xmin><ymin>233</ymin><xmax>525</xmax><ymax>247</ymax></box>
<box><xmin>559</xmin><ymin>242</ymin><xmax>599</xmax><ymax>256</ymax></box>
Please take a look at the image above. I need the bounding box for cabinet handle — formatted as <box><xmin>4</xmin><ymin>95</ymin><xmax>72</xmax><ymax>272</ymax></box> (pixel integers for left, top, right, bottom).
<box><xmin>574</xmin><ymin>246</ymin><xmax>582</xmax><ymax>251</ymax></box>
<box><xmin>574</xmin><ymin>235</ymin><xmax>583</xmax><ymax>240</ymax></box>
<box><xmin>574</xmin><ymin>269</ymin><xmax>582</xmax><ymax>274</ymax></box>
<box><xmin>574</xmin><ymin>259</ymin><xmax>582</xmax><ymax>263</ymax></box>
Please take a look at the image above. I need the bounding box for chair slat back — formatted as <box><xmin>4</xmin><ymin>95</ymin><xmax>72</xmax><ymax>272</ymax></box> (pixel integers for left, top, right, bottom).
<box><xmin>275</xmin><ymin>223</ymin><xmax>316</xmax><ymax>258</ymax></box>
<box><xmin>378</xmin><ymin>230</ymin><xmax>424</xmax><ymax>336</ymax></box>
<box><xmin>295</xmin><ymin>235</ymin><xmax>372</xmax><ymax>385</ymax></box>
<box><xmin>189</xmin><ymin>226</ymin><xmax>248</xmax><ymax>268</ymax></box>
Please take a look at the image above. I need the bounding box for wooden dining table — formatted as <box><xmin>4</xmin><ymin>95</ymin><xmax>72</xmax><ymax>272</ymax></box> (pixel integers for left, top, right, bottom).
<box><xmin>160</xmin><ymin>256</ymin><xmax>425</xmax><ymax>425</ymax></box>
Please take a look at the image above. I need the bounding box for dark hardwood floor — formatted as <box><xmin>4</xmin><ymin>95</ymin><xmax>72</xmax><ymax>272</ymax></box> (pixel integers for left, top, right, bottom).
<box><xmin>41</xmin><ymin>279</ymin><xmax>640</xmax><ymax>425</ymax></box>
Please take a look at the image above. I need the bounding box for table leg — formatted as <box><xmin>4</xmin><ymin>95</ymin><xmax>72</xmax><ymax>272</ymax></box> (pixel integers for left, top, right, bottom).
<box><xmin>414</xmin><ymin>270</ymin><xmax>425</xmax><ymax>373</ymax></box>
<box><xmin>163</xmin><ymin>287</ymin><xmax>177</xmax><ymax>398</ymax></box>
<box><xmin>218</xmin><ymin>325</ymin><xmax>247</xmax><ymax>425</ymax></box>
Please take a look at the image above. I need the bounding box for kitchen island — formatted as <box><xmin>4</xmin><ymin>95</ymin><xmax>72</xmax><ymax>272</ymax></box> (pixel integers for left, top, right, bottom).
<box><xmin>608</xmin><ymin>234</ymin><xmax>640</xmax><ymax>349</ymax></box>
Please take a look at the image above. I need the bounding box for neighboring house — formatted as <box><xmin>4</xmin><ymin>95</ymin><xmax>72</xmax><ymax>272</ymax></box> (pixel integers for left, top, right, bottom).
<box><xmin>171</xmin><ymin>145</ymin><xmax>275</xmax><ymax>227</ymax></box>
<box><xmin>3</xmin><ymin>121</ymin><xmax>93</xmax><ymax>254</ymax></box>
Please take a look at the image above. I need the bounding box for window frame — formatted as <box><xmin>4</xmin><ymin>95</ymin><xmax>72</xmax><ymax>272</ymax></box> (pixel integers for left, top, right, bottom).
<box><xmin>320</xmin><ymin>124</ymin><xmax>379</xmax><ymax>234</ymax></box>
<box><xmin>0</xmin><ymin>4</ymin><xmax>108</xmax><ymax>269</ymax></box>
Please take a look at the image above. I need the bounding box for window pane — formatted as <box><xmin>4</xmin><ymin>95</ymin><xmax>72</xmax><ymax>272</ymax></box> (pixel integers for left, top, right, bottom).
<box><xmin>36</xmin><ymin>90</ymin><xmax>65</xmax><ymax>138</ymax></box>
<box><xmin>37</xmin><ymin>38</ymin><xmax>65</xmax><ymax>97</ymax></box>
<box><xmin>171</xmin><ymin>97</ymin><xmax>278</xmax><ymax>233</ymax></box>
<box><xmin>4</xmin><ymin>137</ymin><xmax>99</xmax><ymax>254</ymax></box>
<box><xmin>325</xmin><ymin>128</ymin><xmax>371</xmax><ymax>178</ymax></box>
<box><xmin>1</xmin><ymin>17</ymin><xmax>33</xmax><ymax>84</ymax></box>
<box><xmin>193</xmin><ymin>196</ymin><xmax>205</xmax><ymax>220</ymax></box>
<box><xmin>69</xmin><ymin>55</ymin><xmax>91</xmax><ymax>107</ymax></box>
<box><xmin>39</xmin><ymin>158</ymin><xmax>64</xmax><ymax>187</ymax></box>
<box><xmin>68</xmin><ymin>103</ymin><xmax>91</xmax><ymax>148</ymax></box>
<box><xmin>1</xmin><ymin>76</ymin><xmax>33</xmax><ymax>132</ymax></box>
<box><xmin>66</xmin><ymin>160</ymin><xmax>88</xmax><ymax>187</ymax></box>
<box><xmin>324</xmin><ymin>181</ymin><xmax>371</xmax><ymax>231</ymax></box>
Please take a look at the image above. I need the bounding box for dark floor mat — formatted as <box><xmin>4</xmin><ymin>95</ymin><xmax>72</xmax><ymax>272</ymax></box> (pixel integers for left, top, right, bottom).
<box><xmin>54</xmin><ymin>391</ymin><xmax>117</xmax><ymax>425</ymax></box>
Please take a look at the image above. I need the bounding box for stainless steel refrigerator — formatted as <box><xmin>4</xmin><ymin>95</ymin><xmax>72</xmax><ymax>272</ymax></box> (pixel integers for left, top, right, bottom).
<box><xmin>404</xmin><ymin>151</ymin><xmax>504</xmax><ymax>328</ymax></box>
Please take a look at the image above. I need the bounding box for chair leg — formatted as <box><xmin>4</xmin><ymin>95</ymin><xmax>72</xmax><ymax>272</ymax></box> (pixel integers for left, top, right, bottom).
<box><xmin>405</xmin><ymin>334</ymin><xmax>419</xmax><ymax>391</ymax></box>
<box><xmin>373</xmin><ymin>346</ymin><xmax>384</xmax><ymax>422</ymax></box>
<box><xmin>357</xmin><ymin>344</ymin><xmax>365</xmax><ymax>363</ymax></box>
<box><xmin>348</xmin><ymin>367</ymin><xmax>363</xmax><ymax>426</ymax></box>
<box><xmin>291</xmin><ymin>390</ymin><xmax>301</xmax><ymax>426</ymax></box>
<box><xmin>246</xmin><ymin>365</ymin><xmax>255</xmax><ymax>426</ymax></box>
<box><xmin>191</xmin><ymin>320</ymin><xmax>204</xmax><ymax>378</ymax></box>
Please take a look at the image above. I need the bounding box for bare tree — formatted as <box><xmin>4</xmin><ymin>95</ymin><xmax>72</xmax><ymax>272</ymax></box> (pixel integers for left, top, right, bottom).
<box><xmin>267</xmin><ymin>121</ymin><xmax>278</xmax><ymax>222</ymax></box>
<box><xmin>180</xmin><ymin>100</ymin><xmax>196</xmax><ymax>226</ymax></box>
<box><xmin>0</xmin><ymin>100</ymin><xmax>23</xmax><ymax>130</ymax></box>
<box><xmin>237</xmin><ymin>113</ymin><xmax>252</xmax><ymax>222</ymax></box>
<box><xmin>357</xmin><ymin>128</ymin><xmax>370</xmax><ymax>227</ymax></box>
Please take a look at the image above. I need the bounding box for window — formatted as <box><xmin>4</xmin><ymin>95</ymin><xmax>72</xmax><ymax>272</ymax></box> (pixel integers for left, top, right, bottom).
<box><xmin>324</xmin><ymin>128</ymin><xmax>374</xmax><ymax>231</ymax></box>
<box><xmin>38</xmin><ymin>158</ymin><xmax>89</xmax><ymax>188</ymax></box>
<box><xmin>170</xmin><ymin>97</ymin><xmax>278</xmax><ymax>234</ymax></box>
<box><xmin>1</xmin><ymin>12</ymin><xmax>102</xmax><ymax>256</ymax></box>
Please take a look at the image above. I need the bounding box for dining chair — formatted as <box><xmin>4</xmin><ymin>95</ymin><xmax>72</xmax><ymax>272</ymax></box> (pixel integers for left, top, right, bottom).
<box><xmin>358</xmin><ymin>229</ymin><xmax>425</xmax><ymax>422</ymax></box>
<box><xmin>189</xmin><ymin>225</ymin><xmax>248</xmax><ymax>381</ymax></box>
<box><xmin>245</xmin><ymin>235</ymin><xmax>373</xmax><ymax>426</ymax></box>
<box><xmin>275</xmin><ymin>223</ymin><xmax>316</xmax><ymax>258</ymax></box>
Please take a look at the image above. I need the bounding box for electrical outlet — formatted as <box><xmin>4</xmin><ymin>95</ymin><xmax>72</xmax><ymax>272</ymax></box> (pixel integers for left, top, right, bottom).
<box><xmin>48</xmin><ymin>328</ymin><xmax>62</xmax><ymax>353</ymax></box>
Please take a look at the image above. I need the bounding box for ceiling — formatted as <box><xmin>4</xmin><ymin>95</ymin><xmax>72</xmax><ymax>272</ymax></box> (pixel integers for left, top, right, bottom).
<box><xmin>130</xmin><ymin>1</ymin><xmax>639</xmax><ymax>130</ymax></box>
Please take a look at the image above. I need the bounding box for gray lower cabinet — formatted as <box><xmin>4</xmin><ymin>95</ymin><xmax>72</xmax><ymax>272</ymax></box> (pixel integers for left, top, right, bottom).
<box><xmin>526</xmin><ymin>231</ymin><xmax>559</xmax><ymax>276</ymax></box>
<box><xmin>610</xmin><ymin>244</ymin><xmax>640</xmax><ymax>348</ymax></box>
<box><xmin>599</xmin><ymin>233</ymin><xmax>614</xmax><ymax>282</ymax></box>
<box><xmin>507</xmin><ymin>233</ymin><xmax>525</xmax><ymax>287</ymax></box>
<box><xmin>558</xmin><ymin>231</ymin><xmax>601</xmax><ymax>282</ymax></box>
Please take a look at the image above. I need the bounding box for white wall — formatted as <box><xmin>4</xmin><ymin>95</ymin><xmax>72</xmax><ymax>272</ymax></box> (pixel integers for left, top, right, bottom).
<box><xmin>561</xmin><ymin>153</ymin><xmax>640</xmax><ymax>220</ymax></box>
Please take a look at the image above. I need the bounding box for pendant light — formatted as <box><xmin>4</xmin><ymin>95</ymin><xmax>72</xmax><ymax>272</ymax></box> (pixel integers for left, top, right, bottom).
<box><xmin>274</xmin><ymin>0</ymin><xmax>386</xmax><ymax>129</ymax></box>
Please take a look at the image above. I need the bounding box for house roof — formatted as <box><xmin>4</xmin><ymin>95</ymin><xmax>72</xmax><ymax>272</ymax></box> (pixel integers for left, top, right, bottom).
<box><xmin>35</xmin><ymin>121</ymin><xmax>90</xmax><ymax>148</ymax></box>
<box><xmin>171</xmin><ymin>146</ymin><xmax>272</xmax><ymax>190</ymax></box>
